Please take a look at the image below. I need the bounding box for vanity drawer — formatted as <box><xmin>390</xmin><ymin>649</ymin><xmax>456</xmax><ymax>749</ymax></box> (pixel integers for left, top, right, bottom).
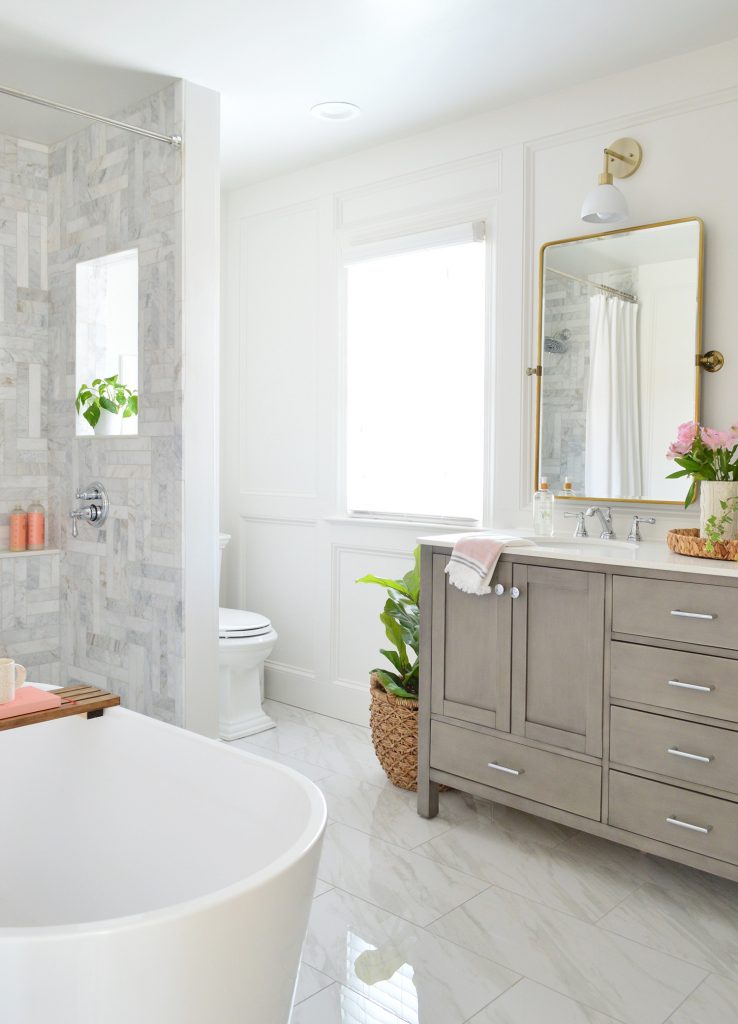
<box><xmin>612</xmin><ymin>576</ymin><xmax>738</xmax><ymax>650</ymax></box>
<box><xmin>610</xmin><ymin>641</ymin><xmax>738</xmax><ymax>722</ymax></box>
<box><xmin>610</xmin><ymin>706</ymin><xmax>738</xmax><ymax>795</ymax></box>
<box><xmin>430</xmin><ymin>719</ymin><xmax>601</xmax><ymax>819</ymax></box>
<box><xmin>609</xmin><ymin>771</ymin><xmax>738</xmax><ymax>864</ymax></box>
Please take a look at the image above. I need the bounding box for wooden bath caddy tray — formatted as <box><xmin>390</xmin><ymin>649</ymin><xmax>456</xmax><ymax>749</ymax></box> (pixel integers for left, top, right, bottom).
<box><xmin>666</xmin><ymin>527</ymin><xmax>738</xmax><ymax>562</ymax></box>
<box><xmin>0</xmin><ymin>684</ymin><xmax>120</xmax><ymax>733</ymax></box>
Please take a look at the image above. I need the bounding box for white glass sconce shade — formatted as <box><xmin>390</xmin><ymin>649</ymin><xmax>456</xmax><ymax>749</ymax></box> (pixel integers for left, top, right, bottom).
<box><xmin>581</xmin><ymin>182</ymin><xmax>628</xmax><ymax>223</ymax></box>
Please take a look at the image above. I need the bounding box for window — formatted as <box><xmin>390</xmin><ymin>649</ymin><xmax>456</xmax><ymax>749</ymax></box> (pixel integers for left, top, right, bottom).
<box><xmin>76</xmin><ymin>249</ymin><xmax>139</xmax><ymax>436</ymax></box>
<box><xmin>345</xmin><ymin>223</ymin><xmax>486</xmax><ymax>521</ymax></box>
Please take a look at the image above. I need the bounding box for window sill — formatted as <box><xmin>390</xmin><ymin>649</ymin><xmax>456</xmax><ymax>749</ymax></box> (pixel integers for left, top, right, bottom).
<box><xmin>324</xmin><ymin>515</ymin><xmax>482</xmax><ymax>532</ymax></box>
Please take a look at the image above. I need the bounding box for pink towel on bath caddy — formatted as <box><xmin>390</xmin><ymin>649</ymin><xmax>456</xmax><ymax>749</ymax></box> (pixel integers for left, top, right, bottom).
<box><xmin>0</xmin><ymin>686</ymin><xmax>62</xmax><ymax>720</ymax></box>
<box><xmin>445</xmin><ymin>535</ymin><xmax>534</xmax><ymax>595</ymax></box>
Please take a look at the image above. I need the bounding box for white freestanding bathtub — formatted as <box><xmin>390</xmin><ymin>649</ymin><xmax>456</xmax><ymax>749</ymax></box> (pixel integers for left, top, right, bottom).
<box><xmin>0</xmin><ymin>706</ymin><xmax>326</xmax><ymax>1024</ymax></box>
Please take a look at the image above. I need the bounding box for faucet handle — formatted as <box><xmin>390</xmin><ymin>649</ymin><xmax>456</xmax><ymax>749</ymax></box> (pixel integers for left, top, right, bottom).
<box><xmin>627</xmin><ymin>514</ymin><xmax>656</xmax><ymax>544</ymax></box>
<box><xmin>563</xmin><ymin>511</ymin><xmax>588</xmax><ymax>538</ymax></box>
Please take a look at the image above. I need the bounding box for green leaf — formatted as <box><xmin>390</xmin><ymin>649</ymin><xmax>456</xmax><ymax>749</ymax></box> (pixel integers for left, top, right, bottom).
<box><xmin>356</xmin><ymin>573</ymin><xmax>412</xmax><ymax>597</ymax></box>
<box><xmin>374</xmin><ymin>669</ymin><xmax>417</xmax><ymax>700</ymax></box>
<box><xmin>83</xmin><ymin>403</ymin><xmax>100</xmax><ymax>427</ymax></box>
<box><xmin>99</xmin><ymin>396</ymin><xmax>117</xmax><ymax>415</ymax></box>
<box><xmin>684</xmin><ymin>479</ymin><xmax>697</xmax><ymax>508</ymax></box>
<box><xmin>665</xmin><ymin>470</ymin><xmax>689</xmax><ymax>479</ymax></box>
<box><xmin>128</xmin><ymin>395</ymin><xmax>138</xmax><ymax>415</ymax></box>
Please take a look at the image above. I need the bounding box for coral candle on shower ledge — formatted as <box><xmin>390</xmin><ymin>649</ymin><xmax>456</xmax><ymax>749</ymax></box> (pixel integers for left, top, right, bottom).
<box><xmin>9</xmin><ymin>506</ymin><xmax>27</xmax><ymax>552</ymax></box>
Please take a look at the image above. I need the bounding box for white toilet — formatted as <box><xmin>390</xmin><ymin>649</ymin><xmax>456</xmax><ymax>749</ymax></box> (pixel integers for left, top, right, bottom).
<box><xmin>218</xmin><ymin>533</ymin><xmax>277</xmax><ymax>740</ymax></box>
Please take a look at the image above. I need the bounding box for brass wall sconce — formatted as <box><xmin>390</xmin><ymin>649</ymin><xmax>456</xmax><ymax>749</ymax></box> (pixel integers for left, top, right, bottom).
<box><xmin>581</xmin><ymin>137</ymin><xmax>643</xmax><ymax>224</ymax></box>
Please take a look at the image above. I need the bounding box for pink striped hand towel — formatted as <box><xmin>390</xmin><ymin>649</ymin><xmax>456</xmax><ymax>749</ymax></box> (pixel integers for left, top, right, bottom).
<box><xmin>445</xmin><ymin>535</ymin><xmax>534</xmax><ymax>595</ymax></box>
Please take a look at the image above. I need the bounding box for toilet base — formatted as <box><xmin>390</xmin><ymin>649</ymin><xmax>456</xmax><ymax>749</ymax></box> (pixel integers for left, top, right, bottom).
<box><xmin>218</xmin><ymin>648</ymin><xmax>277</xmax><ymax>742</ymax></box>
<box><xmin>219</xmin><ymin>708</ymin><xmax>276</xmax><ymax>741</ymax></box>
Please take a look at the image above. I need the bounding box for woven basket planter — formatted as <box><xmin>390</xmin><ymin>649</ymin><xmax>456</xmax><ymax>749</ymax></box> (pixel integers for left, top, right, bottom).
<box><xmin>369</xmin><ymin>672</ymin><xmax>419</xmax><ymax>791</ymax></box>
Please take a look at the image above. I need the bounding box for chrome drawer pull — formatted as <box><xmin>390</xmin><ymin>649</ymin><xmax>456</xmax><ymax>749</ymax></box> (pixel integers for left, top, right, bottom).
<box><xmin>667</xmin><ymin>816</ymin><xmax>712</xmax><ymax>835</ymax></box>
<box><xmin>487</xmin><ymin>762</ymin><xmax>523</xmax><ymax>776</ymax></box>
<box><xmin>670</xmin><ymin>610</ymin><xmax>716</xmax><ymax>620</ymax></box>
<box><xmin>668</xmin><ymin>679</ymin><xmax>713</xmax><ymax>694</ymax></box>
<box><xmin>667</xmin><ymin>747</ymin><xmax>714</xmax><ymax>764</ymax></box>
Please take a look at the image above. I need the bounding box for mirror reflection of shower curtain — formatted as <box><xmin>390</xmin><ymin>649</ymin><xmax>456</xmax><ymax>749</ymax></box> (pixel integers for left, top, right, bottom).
<box><xmin>585</xmin><ymin>294</ymin><xmax>642</xmax><ymax>498</ymax></box>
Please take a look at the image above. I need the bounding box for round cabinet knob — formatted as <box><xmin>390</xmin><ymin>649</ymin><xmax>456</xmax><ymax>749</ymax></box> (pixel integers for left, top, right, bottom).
<box><xmin>494</xmin><ymin>584</ymin><xmax>505</xmax><ymax>596</ymax></box>
<box><xmin>509</xmin><ymin>586</ymin><xmax>521</xmax><ymax>599</ymax></box>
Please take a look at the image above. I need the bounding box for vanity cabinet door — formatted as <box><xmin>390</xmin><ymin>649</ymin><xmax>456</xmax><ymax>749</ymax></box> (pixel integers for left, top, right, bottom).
<box><xmin>511</xmin><ymin>564</ymin><xmax>605</xmax><ymax>756</ymax></box>
<box><xmin>430</xmin><ymin>553</ymin><xmax>512</xmax><ymax>731</ymax></box>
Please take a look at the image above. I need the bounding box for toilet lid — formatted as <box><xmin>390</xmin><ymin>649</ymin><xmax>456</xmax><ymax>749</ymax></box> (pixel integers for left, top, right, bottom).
<box><xmin>219</xmin><ymin>607</ymin><xmax>273</xmax><ymax>639</ymax></box>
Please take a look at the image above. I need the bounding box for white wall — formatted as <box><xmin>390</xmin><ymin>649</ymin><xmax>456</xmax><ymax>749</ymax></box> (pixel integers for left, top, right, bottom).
<box><xmin>222</xmin><ymin>38</ymin><xmax>738</xmax><ymax>724</ymax></box>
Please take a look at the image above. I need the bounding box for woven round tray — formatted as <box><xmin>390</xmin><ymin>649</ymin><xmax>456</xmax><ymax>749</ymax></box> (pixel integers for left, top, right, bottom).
<box><xmin>666</xmin><ymin>527</ymin><xmax>738</xmax><ymax>562</ymax></box>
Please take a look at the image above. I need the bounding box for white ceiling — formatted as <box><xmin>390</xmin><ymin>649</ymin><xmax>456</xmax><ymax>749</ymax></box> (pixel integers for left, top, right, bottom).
<box><xmin>1</xmin><ymin>0</ymin><xmax>738</xmax><ymax>188</ymax></box>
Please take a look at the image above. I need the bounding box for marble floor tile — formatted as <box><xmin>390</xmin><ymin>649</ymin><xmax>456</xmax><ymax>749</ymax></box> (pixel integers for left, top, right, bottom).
<box><xmin>289</xmin><ymin>735</ymin><xmax>391</xmax><ymax>788</ymax></box>
<box><xmin>230</xmin><ymin>738</ymin><xmax>335</xmax><ymax>782</ymax></box>
<box><xmin>318</xmin><ymin>823</ymin><xmax>489</xmax><ymax>926</ymax></box>
<box><xmin>243</xmin><ymin>716</ymin><xmax>324</xmax><ymax>755</ymax></box>
<box><xmin>317</xmin><ymin>775</ymin><xmax>473</xmax><ymax>849</ymax></box>
<box><xmin>468</xmin><ymin>978</ymin><xmax>621</xmax><ymax>1023</ymax></box>
<box><xmin>598</xmin><ymin>873</ymin><xmax>738</xmax><ymax>981</ymax></box>
<box><xmin>314</xmin><ymin>878</ymin><xmax>334</xmax><ymax>898</ymax></box>
<box><xmin>294</xmin><ymin>962</ymin><xmax>334</xmax><ymax>1005</ymax></box>
<box><xmin>290</xmin><ymin>983</ymin><xmax>406</xmax><ymax>1024</ymax></box>
<box><xmin>667</xmin><ymin>972</ymin><xmax>738</xmax><ymax>1023</ymax></box>
<box><xmin>430</xmin><ymin>885</ymin><xmax>706</xmax><ymax>1024</ymax></box>
<box><xmin>303</xmin><ymin>888</ymin><xmax>518</xmax><ymax>1024</ymax></box>
<box><xmin>415</xmin><ymin>824</ymin><xmax>645</xmax><ymax>922</ymax></box>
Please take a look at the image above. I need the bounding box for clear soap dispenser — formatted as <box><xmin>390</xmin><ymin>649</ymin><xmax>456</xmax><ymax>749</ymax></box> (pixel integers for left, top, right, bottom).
<box><xmin>558</xmin><ymin>477</ymin><xmax>576</xmax><ymax>498</ymax></box>
<box><xmin>533</xmin><ymin>478</ymin><xmax>555</xmax><ymax>536</ymax></box>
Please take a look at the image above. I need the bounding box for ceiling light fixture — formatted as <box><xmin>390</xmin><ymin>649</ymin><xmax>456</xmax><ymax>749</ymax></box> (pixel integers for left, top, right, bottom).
<box><xmin>581</xmin><ymin>137</ymin><xmax>643</xmax><ymax>224</ymax></box>
<box><xmin>310</xmin><ymin>101</ymin><xmax>361</xmax><ymax>122</ymax></box>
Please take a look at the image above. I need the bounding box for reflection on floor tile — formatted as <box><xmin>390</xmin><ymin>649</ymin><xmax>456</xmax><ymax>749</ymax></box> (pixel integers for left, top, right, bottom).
<box><xmin>416</xmin><ymin>824</ymin><xmax>645</xmax><ymax>922</ymax></box>
<box><xmin>468</xmin><ymin>978</ymin><xmax>620</xmax><ymax>1023</ymax></box>
<box><xmin>430</xmin><ymin>885</ymin><xmax>705</xmax><ymax>1024</ymax></box>
<box><xmin>318</xmin><ymin>823</ymin><xmax>489</xmax><ymax>927</ymax></box>
<box><xmin>291</xmin><ymin>984</ymin><xmax>406</xmax><ymax>1024</ymax></box>
<box><xmin>314</xmin><ymin>878</ymin><xmax>334</xmax><ymax>898</ymax></box>
<box><xmin>303</xmin><ymin>888</ymin><xmax>518</xmax><ymax>1024</ymax></box>
<box><xmin>667</xmin><ymin>973</ymin><xmax>738</xmax><ymax>1023</ymax></box>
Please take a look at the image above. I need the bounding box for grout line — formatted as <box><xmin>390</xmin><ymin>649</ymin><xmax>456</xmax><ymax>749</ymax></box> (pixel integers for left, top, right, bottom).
<box><xmin>659</xmin><ymin>971</ymin><xmax>714</xmax><ymax>1024</ymax></box>
<box><xmin>459</xmin><ymin>977</ymin><xmax>525</xmax><ymax>1024</ymax></box>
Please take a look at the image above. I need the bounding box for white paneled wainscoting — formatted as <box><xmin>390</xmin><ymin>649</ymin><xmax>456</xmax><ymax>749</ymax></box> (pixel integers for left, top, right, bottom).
<box><xmin>222</xmin><ymin>37</ymin><xmax>738</xmax><ymax>725</ymax></box>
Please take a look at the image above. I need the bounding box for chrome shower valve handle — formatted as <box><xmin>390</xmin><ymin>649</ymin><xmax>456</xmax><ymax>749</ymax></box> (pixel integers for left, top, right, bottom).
<box><xmin>70</xmin><ymin>481</ymin><xmax>109</xmax><ymax>537</ymax></box>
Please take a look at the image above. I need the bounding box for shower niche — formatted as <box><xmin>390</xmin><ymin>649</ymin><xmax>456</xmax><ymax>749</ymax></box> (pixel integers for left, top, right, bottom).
<box><xmin>75</xmin><ymin>248</ymin><xmax>139</xmax><ymax>437</ymax></box>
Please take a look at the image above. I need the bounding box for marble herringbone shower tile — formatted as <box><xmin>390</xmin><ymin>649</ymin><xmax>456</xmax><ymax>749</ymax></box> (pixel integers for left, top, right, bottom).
<box><xmin>430</xmin><ymin>885</ymin><xmax>706</xmax><ymax>1024</ymax></box>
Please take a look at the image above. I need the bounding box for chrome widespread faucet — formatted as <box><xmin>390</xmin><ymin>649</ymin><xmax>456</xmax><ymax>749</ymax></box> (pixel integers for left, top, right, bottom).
<box><xmin>585</xmin><ymin>505</ymin><xmax>615</xmax><ymax>540</ymax></box>
<box><xmin>627</xmin><ymin>514</ymin><xmax>656</xmax><ymax>544</ymax></box>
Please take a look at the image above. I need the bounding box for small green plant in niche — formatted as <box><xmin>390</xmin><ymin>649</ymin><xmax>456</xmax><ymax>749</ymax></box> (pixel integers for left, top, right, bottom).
<box><xmin>356</xmin><ymin>547</ymin><xmax>420</xmax><ymax>699</ymax></box>
<box><xmin>75</xmin><ymin>376</ymin><xmax>138</xmax><ymax>431</ymax></box>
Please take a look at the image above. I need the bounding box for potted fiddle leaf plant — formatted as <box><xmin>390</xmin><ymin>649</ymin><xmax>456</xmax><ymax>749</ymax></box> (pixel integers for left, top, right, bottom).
<box><xmin>357</xmin><ymin>547</ymin><xmax>421</xmax><ymax>791</ymax></box>
<box><xmin>75</xmin><ymin>376</ymin><xmax>138</xmax><ymax>437</ymax></box>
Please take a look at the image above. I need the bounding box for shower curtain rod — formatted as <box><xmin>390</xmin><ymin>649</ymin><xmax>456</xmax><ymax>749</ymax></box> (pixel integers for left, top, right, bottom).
<box><xmin>547</xmin><ymin>266</ymin><xmax>637</xmax><ymax>303</ymax></box>
<box><xmin>0</xmin><ymin>84</ymin><xmax>182</xmax><ymax>147</ymax></box>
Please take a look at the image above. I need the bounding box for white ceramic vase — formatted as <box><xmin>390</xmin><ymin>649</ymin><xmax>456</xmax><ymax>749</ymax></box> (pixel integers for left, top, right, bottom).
<box><xmin>699</xmin><ymin>481</ymin><xmax>738</xmax><ymax>539</ymax></box>
<box><xmin>93</xmin><ymin>408</ymin><xmax>123</xmax><ymax>437</ymax></box>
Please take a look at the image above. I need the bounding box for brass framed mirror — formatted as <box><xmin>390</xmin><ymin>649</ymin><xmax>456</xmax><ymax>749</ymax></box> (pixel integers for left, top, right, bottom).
<box><xmin>534</xmin><ymin>217</ymin><xmax>704</xmax><ymax>505</ymax></box>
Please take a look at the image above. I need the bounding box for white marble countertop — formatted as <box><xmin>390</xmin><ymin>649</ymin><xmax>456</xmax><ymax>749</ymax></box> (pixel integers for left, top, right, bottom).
<box><xmin>419</xmin><ymin>532</ymin><xmax>738</xmax><ymax>578</ymax></box>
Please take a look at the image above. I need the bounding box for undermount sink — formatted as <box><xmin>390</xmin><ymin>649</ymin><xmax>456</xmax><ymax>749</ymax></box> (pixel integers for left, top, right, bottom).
<box><xmin>520</xmin><ymin>535</ymin><xmax>638</xmax><ymax>557</ymax></box>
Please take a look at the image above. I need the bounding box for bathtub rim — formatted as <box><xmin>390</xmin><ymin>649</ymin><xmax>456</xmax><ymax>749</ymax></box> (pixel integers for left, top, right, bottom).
<box><xmin>0</xmin><ymin>706</ymin><xmax>327</xmax><ymax>942</ymax></box>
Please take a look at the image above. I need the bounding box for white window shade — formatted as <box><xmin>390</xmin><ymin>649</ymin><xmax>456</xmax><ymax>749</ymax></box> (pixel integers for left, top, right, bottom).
<box><xmin>345</xmin><ymin>224</ymin><xmax>486</xmax><ymax>522</ymax></box>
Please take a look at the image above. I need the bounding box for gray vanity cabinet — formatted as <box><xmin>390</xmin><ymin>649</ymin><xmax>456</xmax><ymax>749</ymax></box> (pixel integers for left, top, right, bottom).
<box><xmin>430</xmin><ymin>553</ymin><xmax>512</xmax><ymax>731</ymax></box>
<box><xmin>419</xmin><ymin>541</ymin><xmax>738</xmax><ymax>883</ymax></box>
<box><xmin>511</xmin><ymin>564</ymin><xmax>605</xmax><ymax>756</ymax></box>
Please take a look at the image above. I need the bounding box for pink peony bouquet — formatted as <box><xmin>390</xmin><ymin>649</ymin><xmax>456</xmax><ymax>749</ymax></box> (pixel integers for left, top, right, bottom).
<box><xmin>667</xmin><ymin>421</ymin><xmax>738</xmax><ymax>507</ymax></box>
